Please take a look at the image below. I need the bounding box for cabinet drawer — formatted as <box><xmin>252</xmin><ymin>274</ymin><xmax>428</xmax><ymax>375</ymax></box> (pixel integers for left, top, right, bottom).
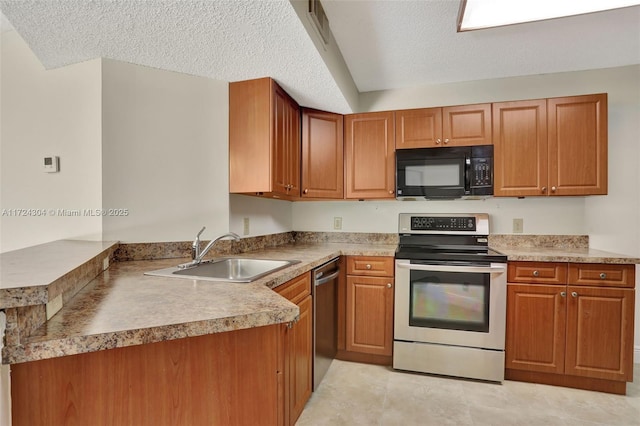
<box><xmin>568</xmin><ymin>263</ymin><xmax>635</xmax><ymax>288</ymax></box>
<box><xmin>508</xmin><ymin>262</ymin><xmax>567</xmax><ymax>285</ymax></box>
<box><xmin>347</xmin><ymin>256</ymin><xmax>394</xmax><ymax>277</ymax></box>
<box><xmin>275</xmin><ymin>272</ymin><xmax>311</xmax><ymax>304</ymax></box>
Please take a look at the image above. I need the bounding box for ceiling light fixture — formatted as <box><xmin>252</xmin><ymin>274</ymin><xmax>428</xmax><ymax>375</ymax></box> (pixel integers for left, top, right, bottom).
<box><xmin>457</xmin><ymin>0</ymin><xmax>640</xmax><ymax>31</ymax></box>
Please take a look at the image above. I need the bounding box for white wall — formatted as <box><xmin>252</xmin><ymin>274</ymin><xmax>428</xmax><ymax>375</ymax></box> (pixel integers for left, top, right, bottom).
<box><xmin>0</xmin><ymin>31</ymin><xmax>102</xmax><ymax>252</ymax></box>
<box><xmin>292</xmin><ymin>197</ymin><xmax>585</xmax><ymax>234</ymax></box>
<box><xmin>101</xmin><ymin>59</ymin><xmax>229</xmax><ymax>243</ymax></box>
<box><xmin>229</xmin><ymin>194</ymin><xmax>293</xmax><ymax>237</ymax></box>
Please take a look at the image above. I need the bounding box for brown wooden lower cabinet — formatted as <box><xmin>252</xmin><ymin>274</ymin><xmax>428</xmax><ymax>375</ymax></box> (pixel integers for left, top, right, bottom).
<box><xmin>505</xmin><ymin>261</ymin><xmax>635</xmax><ymax>395</ymax></box>
<box><xmin>11</xmin><ymin>325</ymin><xmax>281</xmax><ymax>426</ymax></box>
<box><xmin>275</xmin><ymin>272</ymin><xmax>312</xmax><ymax>426</ymax></box>
<box><xmin>339</xmin><ymin>256</ymin><xmax>394</xmax><ymax>364</ymax></box>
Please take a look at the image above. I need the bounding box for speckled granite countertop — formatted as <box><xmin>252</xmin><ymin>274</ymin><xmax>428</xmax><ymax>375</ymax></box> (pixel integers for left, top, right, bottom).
<box><xmin>0</xmin><ymin>240</ymin><xmax>118</xmax><ymax>308</ymax></box>
<box><xmin>491</xmin><ymin>246</ymin><xmax>640</xmax><ymax>264</ymax></box>
<box><xmin>488</xmin><ymin>235</ymin><xmax>639</xmax><ymax>264</ymax></box>
<box><xmin>2</xmin><ymin>243</ymin><xmax>396</xmax><ymax>364</ymax></box>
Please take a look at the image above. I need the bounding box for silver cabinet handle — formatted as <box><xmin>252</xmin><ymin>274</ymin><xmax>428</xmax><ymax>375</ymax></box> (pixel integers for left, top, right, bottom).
<box><xmin>387</xmin><ymin>283</ymin><xmax>392</xmax><ymax>288</ymax></box>
<box><xmin>560</xmin><ymin>291</ymin><xmax>566</xmax><ymax>297</ymax></box>
<box><xmin>436</xmin><ymin>138</ymin><xmax>442</xmax><ymax>144</ymax></box>
<box><xmin>551</xmin><ymin>186</ymin><xmax>557</xmax><ymax>192</ymax></box>
<box><xmin>600</xmin><ymin>273</ymin><xmax>607</xmax><ymax>279</ymax></box>
<box><xmin>444</xmin><ymin>138</ymin><xmax>449</xmax><ymax>144</ymax></box>
<box><xmin>541</xmin><ymin>187</ymin><xmax>547</xmax><ymax>193</ymax></box>
<box><xmin>533</xmin><ymin>270</ymin><xmax>540</xmax><ymax>277</ymax></box>
<box><xmin>366</xmin><ymin>264</ymin><xmax>372</xmax><ymax>270</ymax></box>
<box><xmin>571</xmin><ymin>291</ymin><xmax>578</xmax><ymax>298</ymax></box>
<box><xmin>396</xmin><ymin>261</ymin><xmax>506</xmax><ymax>274</ymax></box>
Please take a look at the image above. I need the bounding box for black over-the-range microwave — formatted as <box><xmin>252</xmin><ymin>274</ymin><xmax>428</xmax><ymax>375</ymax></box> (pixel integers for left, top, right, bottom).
<box><xmin>396</xmin><ymin>145</ymin><xmax>494</xmax><ymax>199</ymax></box>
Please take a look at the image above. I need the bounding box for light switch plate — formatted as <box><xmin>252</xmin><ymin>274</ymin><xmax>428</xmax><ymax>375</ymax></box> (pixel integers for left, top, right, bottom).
<box><xmin>333</xmin><ymin>217</ymin><xmax>342</xmax><ymax>230</ymax></box>
<box><xmin>44</xmin><ymin>156</ymin><xmax>60</xmax><ymax>173</ymax></box>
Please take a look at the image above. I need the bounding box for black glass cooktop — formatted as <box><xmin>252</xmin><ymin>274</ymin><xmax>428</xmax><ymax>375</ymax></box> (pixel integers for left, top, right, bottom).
<box><xmin>395</xmin><ymin>245</ymin><xmax>507</xmax><ymax>263</ymax></box>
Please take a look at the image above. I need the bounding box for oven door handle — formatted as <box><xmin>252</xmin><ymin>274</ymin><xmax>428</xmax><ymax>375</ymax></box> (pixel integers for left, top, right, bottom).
<box><xmin>396</xmin><ymin>262</ymin><xmax>506</xmax><ymax>274</ymax></box>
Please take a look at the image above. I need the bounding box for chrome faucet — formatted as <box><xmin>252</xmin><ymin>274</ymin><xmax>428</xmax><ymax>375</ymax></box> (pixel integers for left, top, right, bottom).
<box><xmin>196</xmin><ymin>231</ymin><xmax>241</xmax><ymax>263</ymax></box>
<box><xmin>181</xmin><ymin>228</ymin><xmax>241</xmax><ymax>268</ymax></box>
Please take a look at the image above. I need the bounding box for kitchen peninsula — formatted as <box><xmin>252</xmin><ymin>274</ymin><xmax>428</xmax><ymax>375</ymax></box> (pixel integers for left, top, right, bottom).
<box><xmin>0</xmin><ymin>236</ymin><xmax>395</xmax><ymax>425</ymax></box>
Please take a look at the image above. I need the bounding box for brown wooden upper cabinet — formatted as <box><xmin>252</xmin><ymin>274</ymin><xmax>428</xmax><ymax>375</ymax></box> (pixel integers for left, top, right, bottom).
<box><xmin>395</xmin><ymin>104</ymin><xmax>492</xmax><ymax>149</ymax></box>
<box><xmin>229</xmin><ymin>77</ymin><xmax>300</xmax><ymax>199</ymax></box>
<box><xmin>301</xmin><ymin>108</ymin><xmax>344</xmax><ymax>199</ymax></box>
<box><xmin>344</xmin><ymin>112</ymin><xmax>396</xmax><ymax>199</ymax></box>
<box><xmin>493</xmin><ymin>94</ymin><xmax>607</xmax><ymax>197</ymax></box>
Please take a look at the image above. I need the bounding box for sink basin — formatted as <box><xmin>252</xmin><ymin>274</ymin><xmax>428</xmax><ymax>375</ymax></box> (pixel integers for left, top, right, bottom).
<box><xmin>145</xmin><ymin>258</ymin><xmax>300</xmax><ymax>283</ymax></box>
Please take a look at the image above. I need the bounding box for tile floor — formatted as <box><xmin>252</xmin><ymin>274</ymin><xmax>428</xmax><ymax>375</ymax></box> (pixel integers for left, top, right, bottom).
<box><xmin>297</xmin><ymin>360</ymin><xmax>640</xmax><ymax>426</ymax></box>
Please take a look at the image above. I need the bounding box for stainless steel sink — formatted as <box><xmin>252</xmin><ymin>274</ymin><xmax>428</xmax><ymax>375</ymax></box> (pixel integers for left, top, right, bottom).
<box><xmin>144</xmin><ymin>258</ymin><xmax>300</xmax><ymax>283</ymax></box>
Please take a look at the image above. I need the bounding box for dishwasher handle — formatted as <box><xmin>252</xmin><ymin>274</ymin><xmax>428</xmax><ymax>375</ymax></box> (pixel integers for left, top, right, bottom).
<box><xmin>315</xmin><ymin>269</ymin><xmax>340</xmax><ymax>286</ymax></box>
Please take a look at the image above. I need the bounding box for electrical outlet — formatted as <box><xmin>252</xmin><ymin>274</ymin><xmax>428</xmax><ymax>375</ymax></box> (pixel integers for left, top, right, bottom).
<box><xmin>513</xmin><ymin>218</ymin><xmax>524</xmax><ymax>233</ymax></box>
<box><xmin>333</xmin><ymin>217</ymin><xmax>342</xmax><ymax>230</ymax></box>
<box><xmin>243</xmin><ymin>217</ymin><xmax>250</xmax><ymax>236</ymax></box>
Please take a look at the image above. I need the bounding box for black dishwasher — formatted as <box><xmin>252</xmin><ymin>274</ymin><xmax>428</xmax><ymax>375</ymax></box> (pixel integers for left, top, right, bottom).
<box><xmin>312</xmin><ymin>257</ymin><xmax>339</xmax><ymax>390</ymax></box>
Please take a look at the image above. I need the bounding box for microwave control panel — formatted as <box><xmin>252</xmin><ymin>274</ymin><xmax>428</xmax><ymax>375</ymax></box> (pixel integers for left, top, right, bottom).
<box><xmin>470</xmin><ymin>157</ymin><xmax>492</xmax><ymax>188</ymax></box>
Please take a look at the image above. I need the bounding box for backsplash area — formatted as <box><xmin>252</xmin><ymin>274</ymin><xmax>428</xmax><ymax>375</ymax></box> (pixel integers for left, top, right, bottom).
<box><xmin>116</xmin><ymin>232</ymin><xmax>590</xmax><ymax>261</ymax></box>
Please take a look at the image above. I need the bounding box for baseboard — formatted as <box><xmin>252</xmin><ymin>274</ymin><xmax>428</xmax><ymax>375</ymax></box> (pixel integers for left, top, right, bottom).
<box><xmin>635</xmin><ymin>346</ymin><xmax>640</xmax><ymax>364</ymax></box>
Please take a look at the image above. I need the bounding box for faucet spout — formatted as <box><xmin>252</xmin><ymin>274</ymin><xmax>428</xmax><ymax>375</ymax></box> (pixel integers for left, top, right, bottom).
<box><xmin>194</xmin><ymin>232</ymin><xmax>241</xmax><ymax>264</ymax></box>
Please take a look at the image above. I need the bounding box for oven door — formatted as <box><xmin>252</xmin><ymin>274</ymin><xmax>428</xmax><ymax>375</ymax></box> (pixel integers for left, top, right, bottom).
<box><xmin>394</xmin><ymin>259</ymin><xmax>507</xmax><ymax>350</ymax></box>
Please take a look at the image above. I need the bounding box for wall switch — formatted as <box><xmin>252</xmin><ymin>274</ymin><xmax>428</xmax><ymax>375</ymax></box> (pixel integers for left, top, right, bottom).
<box><xmin>333</xmin><ymin>217</ymin><xmax>342</xmax><ymax>230</ymax></box>
<box><xmin>513</xmin><ymin>218</ymin><xmax>524</xmax><ymax>233</ymax></box>
<box><xmin>243</xmin><ymin>217</ymin><xmax>250</xmax><ymax>236</ymax></box>
<box><xmin>43</xmin><ymin>156</ymin><xmax>60</xmax><ymax>173</ymax></box>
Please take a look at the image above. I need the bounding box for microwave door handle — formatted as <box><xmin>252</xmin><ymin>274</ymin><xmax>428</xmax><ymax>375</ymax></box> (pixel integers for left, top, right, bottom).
<box><xmin>464</xmin><ymin>156</ymin><xmax>471</xmax><ymax>192</ymax></box>
<box><xmin>397</xmin><ymin>262</ymin><xmax>506</xmax><ymax>274</ymax></box>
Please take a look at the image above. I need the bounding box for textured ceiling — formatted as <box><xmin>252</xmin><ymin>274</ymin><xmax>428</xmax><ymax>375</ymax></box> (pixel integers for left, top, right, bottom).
<box><xmin>321</xmin><ymin>0</ymin><xmax>640</xmax><ymax>92</ymax></box>
<box><xmin>1</xmin><ymin>1</ymin><xmax>639</xmax><ymax>112</ymax></box>
<box><xmin>0</xmin><ymin>0</ymin><xmax>353</xmax><ymax>113</ymax></box>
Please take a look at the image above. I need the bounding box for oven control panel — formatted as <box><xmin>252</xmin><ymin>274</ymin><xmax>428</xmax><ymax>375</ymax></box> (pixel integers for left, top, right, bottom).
<box><xmin>411</xmin><ymin>216</ymin><xmax>476</xmax><ymax>231</ymax></box>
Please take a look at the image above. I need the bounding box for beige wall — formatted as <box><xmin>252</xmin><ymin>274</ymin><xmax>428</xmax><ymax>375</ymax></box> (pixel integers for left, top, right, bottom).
<box><xmin>101</xmin><ymin>59</ymin><xmax>230</xmax><ymax>243</ymax></box>
<box><xmin>0</xmin><ymin>31</ymin><xmax>102</xmax><ymax>252</ymax></box>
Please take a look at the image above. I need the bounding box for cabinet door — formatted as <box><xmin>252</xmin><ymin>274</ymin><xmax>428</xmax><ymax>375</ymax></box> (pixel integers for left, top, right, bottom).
<box><xmin>288</xmin><ymin>294</ymin><xmax>312</xmax><ymax>425</ymax></box>
<box><xmin>395</xmin><ymin>107</ymin><xmax>442</xmax><ymax>149</ymax></box>
<box><xmin>506</xmin><ymin>284</ymin><xmax>566</xmax><ymax>374</ymax></box>
<box><xmin>442</xmin><ymin>103</ymin><xmax>492</xmax><ymax>147</ymax></box>
<box><xmin>229</xmin><ymin>77</ymin><xmax>272</xmax><ymax>193</ymax></box>
<box><xmin>344</xmin><ymin>112</ymin><xmax>395</xmax><ymax>199</ymax></box>
<box><xmin>548</xmin><ymin>94</ymin><xmax>608</xmax><ymax>196</ymax></box>
<box><xmin>345</xmin><ymin>275</ymin><xmax>394</xmax><ymax>356</ymax></box>
<box><xmin>301</xmin><ymin>109</ymin><xmax>344</xmax><ymax>198</ymax></box>
<box><xmin>493</xmin><ymin>100</ymin><xmax>548</xmax><ymax>197</ymax></box>
<box><xmin>273</xmin><ymin>85</ymin><xmax>300</xmax><ymax>197</ymax></box>
<box><xmin>565</xmin><ymin>286</ymin><xmax>634</xmax><ymax>382</ymax></box>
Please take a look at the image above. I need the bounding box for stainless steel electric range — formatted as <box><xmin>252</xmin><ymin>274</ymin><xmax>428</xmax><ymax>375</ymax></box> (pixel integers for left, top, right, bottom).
<box><xmin>393</xmin><ymin>213</ymin><xmax>508</xmax><ymax>382</ymax></box>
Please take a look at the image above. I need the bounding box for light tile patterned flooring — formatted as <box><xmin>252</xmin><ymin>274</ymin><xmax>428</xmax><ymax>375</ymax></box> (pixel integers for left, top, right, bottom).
<box><xmin>297</xmin><ymin>360</ymin><xmax>640</xmax><ymax>426</ymax></box>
